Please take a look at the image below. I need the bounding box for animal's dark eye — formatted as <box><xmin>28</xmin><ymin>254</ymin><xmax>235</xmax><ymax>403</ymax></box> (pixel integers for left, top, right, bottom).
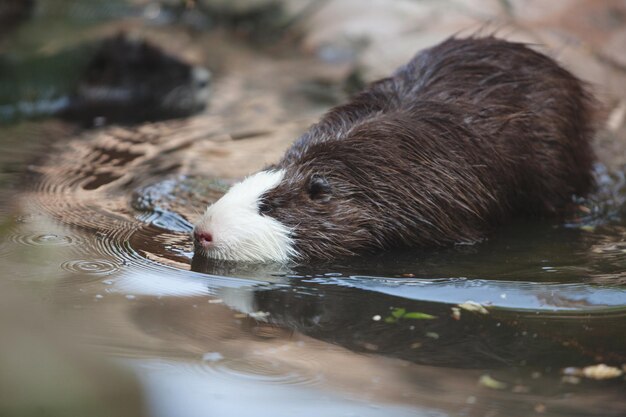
<box><xmin>308</xmin><ymin>175</ymin><xmax>332</xmax><ymax>202</ymax></box>
<box><xmin>258</xmin><ymin>198</ymin><xmax>272</xmax><ymax>215</ymax></box>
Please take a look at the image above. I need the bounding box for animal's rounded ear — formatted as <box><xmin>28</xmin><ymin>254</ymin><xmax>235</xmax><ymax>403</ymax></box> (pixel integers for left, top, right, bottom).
<box><xmin>308</xmin><ymin>174</ymin><xmax>332</xmax><ymax>202</ymax></box>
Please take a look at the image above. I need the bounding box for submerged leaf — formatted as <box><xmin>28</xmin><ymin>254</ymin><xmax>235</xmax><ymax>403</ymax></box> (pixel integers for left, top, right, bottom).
<box><xmin>403</xmin><ymin>312</ymin><xmax>436</xmax><ymax>320</ymax></box>
<box><xmin>385</xmin><ymin>307</ymin><xmax>436</xmax><ymax>322</ymax></box>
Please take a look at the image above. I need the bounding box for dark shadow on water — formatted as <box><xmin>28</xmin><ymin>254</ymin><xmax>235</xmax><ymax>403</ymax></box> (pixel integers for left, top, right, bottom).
<box><xmin>252</xmin><ymin>281</ymin><xmax>626</xmax><ymax>369</ymax></box>
<box><xmin>190</xmin><ymin>244</ymin><xmax>626</xmax><ymax>371</ymax></box>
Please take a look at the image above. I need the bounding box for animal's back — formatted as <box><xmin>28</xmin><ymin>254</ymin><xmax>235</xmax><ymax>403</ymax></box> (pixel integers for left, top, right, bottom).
<box><xmin>285</xmin><ymin>37</ymin><xmax>596</xmax><ymax>216</ymax></box>
<box><xmin>400</xmin><ymin>38</ymin><xmax>595</xmax><ymax>206</ymax></box>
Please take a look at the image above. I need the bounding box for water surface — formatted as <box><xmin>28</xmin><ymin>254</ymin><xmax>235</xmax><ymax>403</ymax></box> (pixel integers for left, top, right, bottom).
<box><xmin>1</xmin><ymin>2</ymin><xmax>625</xmax><ymax>416</ymax></box>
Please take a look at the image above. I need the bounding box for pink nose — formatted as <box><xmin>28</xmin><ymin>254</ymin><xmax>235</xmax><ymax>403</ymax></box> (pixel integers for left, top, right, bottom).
<box><xmin>194</xmin><ymin>230</ymin><xmax>213</xmax><ymax>247</ymax></box>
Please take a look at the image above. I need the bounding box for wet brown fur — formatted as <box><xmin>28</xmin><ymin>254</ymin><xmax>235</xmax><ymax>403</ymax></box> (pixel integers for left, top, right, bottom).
<box><xmin>261</xmin><ymin>37</ymin><xmax>597</xmax><ymax>261</ymax></box>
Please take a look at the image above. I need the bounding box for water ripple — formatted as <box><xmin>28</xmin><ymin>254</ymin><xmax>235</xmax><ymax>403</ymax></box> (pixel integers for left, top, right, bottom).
<box><xmin>11</xmin><ymin>232</ymin><xmax>83</xmax><ymax>247</ymax></box>
<box><xmin>61</xmin><ymin>259</ymin><xmax>120</xmax><ymax>275</ymax></box>
<box><xmin>201</xmin><ymin>355</ymin><xmax>323</xmax><ymax>387</ymax></box>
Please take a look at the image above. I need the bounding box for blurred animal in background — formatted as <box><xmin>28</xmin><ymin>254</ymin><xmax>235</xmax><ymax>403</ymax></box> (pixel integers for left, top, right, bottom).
<box><xmin>61</xmin><ymin>33</ymin><xmax>211</xmax><ymax>126</ymax></box>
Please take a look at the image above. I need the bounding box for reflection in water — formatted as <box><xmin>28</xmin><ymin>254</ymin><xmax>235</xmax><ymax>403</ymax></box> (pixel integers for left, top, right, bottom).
<box><xmin>114</xmin><ymin>285</ymin><xmax>626</xmax><ymax>417</ymax></box>
<box><xmin>192</xmin><ymin>254</ymin><xmax>626</xmax><ymax>368</ymax></box>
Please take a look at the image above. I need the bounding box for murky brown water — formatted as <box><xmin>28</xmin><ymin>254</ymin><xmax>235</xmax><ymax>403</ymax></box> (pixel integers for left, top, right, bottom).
<box><xmin>1</xmin><ymin>1</ymin><xmax>626</xmax><ymax>416</ymax></box>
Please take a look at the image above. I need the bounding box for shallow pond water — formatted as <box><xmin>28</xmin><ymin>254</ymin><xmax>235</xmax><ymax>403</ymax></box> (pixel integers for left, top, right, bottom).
<box><xmin>1</xmin><ymin>2</ymin><xmax>626</xmax><ymax>417</ymax></box>
<box><xmin>2</xmin><ymin>113</ymin><xmax>625</xmax><ymax>417</ymax></box>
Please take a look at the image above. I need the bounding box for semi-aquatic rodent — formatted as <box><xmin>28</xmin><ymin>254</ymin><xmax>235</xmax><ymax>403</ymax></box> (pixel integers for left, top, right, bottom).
<box><xmin>193</xmin><ymin>36</ymin><xmax>597</xmax><ymax>263</ymax></box>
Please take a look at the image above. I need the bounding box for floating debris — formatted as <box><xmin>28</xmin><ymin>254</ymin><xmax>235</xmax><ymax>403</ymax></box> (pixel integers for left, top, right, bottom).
<box><xmin>451</xmin><ymin>307</ymin><xmax>461</xmax><ymax>320</ymax></box>
<box><xmin>562</xmin><ymin>364</ymin><xmax>623</xmax><ymax>380</ymax></box>
<box><xmin>458</xmin><ymin>301</ymin><xmax>489</xmax><ymax>314</ymax></box>
<box><xmin>479</xmin><ymin>374</ymin><xmax>507</xmax><ymax>390</ymax></box>
<box><xmin>582</xmin><ymin>364</ymin><xmax>623</xmax><ymax>380</ymax></box>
